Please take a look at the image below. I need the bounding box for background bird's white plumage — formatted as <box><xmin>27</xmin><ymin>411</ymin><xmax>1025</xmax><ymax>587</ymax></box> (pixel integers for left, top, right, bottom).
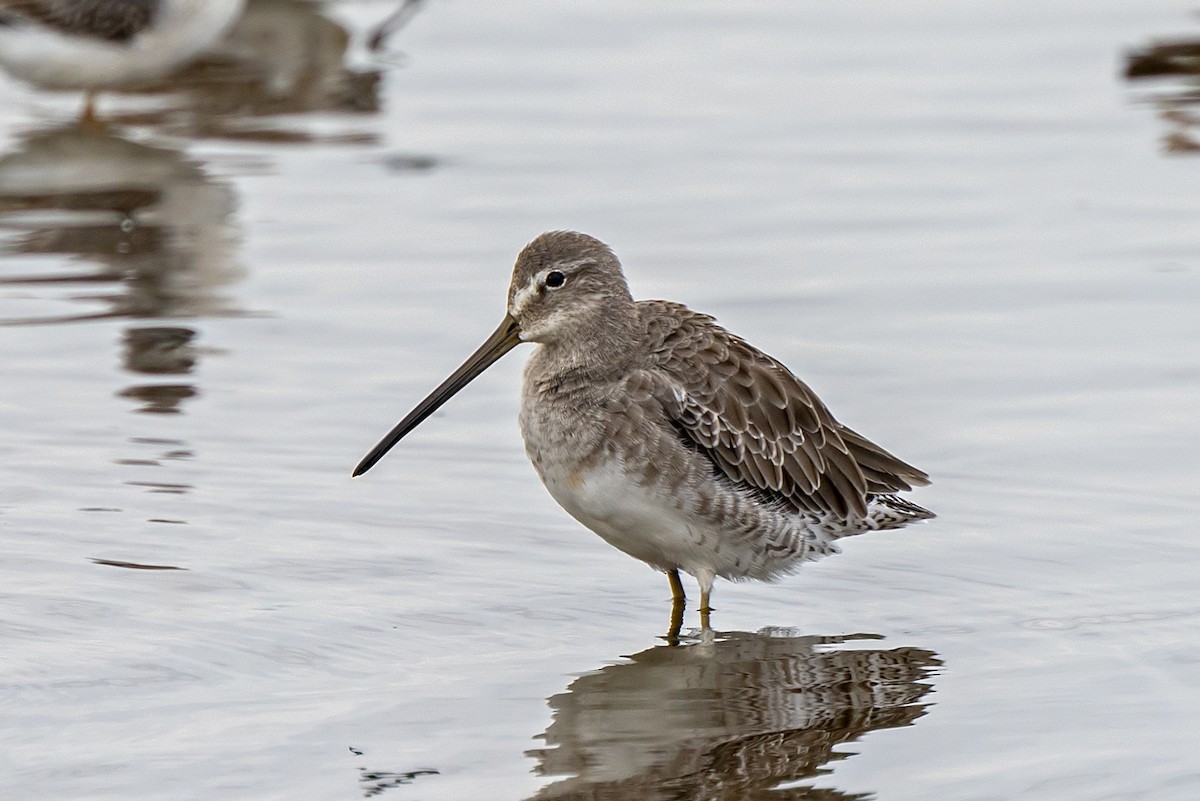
<box><xmin>0</xmin><ymin>0</ymin><xmax>241</xmax><ymax>89</ymax></box>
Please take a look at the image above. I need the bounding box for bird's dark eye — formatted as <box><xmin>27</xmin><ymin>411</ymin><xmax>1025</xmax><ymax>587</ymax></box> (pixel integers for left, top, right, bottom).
<box><xmin>544</xmin><ymin>270</ymin><xmax>566</xmax><ymax>289</ymax></box>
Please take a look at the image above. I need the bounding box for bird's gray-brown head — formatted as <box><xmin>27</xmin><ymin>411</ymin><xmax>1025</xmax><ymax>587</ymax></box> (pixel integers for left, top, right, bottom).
<box><xmin>506</xmin><ymin>231</ymin><xmax>635</xmax><ymax>345</ymax></box>
<box><xmin>353</xmin><ymin>231</ymin><xmax>635</xmax><ymax>476</ymax></box>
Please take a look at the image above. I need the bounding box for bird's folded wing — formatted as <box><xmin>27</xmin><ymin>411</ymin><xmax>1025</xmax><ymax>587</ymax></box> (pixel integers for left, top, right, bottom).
<box><xmin>636</xmin><ymin>300</ymin><xmax>926</xmax><ymax>519</ymax></box>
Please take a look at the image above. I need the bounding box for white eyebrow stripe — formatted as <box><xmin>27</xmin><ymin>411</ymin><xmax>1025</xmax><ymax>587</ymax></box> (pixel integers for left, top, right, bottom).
<box><xmin>550</xmin><ymin>258</ymin><xmax>596</xmax><ymax>272</ymax></box>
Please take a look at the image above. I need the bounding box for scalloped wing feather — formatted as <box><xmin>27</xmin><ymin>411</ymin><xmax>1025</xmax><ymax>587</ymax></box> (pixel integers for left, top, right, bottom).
<box><xmin>636</xmin><ymin>300</ymin><xmax>928</xmax><ymax>519</ymax></box>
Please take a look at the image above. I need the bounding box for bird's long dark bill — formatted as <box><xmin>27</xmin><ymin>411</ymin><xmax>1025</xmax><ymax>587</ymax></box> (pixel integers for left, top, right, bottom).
<box><xmin>352</xmin><ymin>314</ymin><xmax>521</xmax><ymax>477</ymax></box>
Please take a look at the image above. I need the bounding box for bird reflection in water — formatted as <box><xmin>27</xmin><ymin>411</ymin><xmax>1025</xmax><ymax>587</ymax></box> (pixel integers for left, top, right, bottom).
<box><xmin>119</xmin><ymin>326</ymin><xmax>200</xmax><ymax>414</ymax></box>
<box><xmin>526</xmin><ymin>629</ymin><xmax>939</xmax><ymax>801</ymax></box>
<box><xmin>0</xmin><ymin>121</ymin><xmax>242</xmax><ymax>414</ymax></box>
<box><xmin>0</xmin><ymin>122</ymin><xmax>243</xmax><ymax>326</ymax></box>
<box><xmin>1125</xmin><ymin>31</ymin><xmax>1200</xmax><ymax>153</ymax></box>
<box><xmin>0</xmin><ymin>121</ymin><xmax>239</xmax><ymax>499</ymax></box>
<box><xmin>123</xmin><ymin>326</ymin><xmax>198</xmax><ymax>374</ymax></box>
<box><xmin>108</xmin><ymin>0</ymin><xmax>424</xmax><ymax>144</ymax></box>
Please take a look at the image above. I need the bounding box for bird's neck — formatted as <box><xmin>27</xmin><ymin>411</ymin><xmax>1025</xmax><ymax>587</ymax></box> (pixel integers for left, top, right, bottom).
<box><xmin>526</xmin><ymin>316</ymin><xmax>644</xmax><ymax>399</ymax></box>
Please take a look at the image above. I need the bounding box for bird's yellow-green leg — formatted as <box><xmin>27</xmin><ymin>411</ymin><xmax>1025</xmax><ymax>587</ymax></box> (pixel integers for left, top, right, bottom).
<box><xmin>667</xmin><ymin>598</ymin><xmax>684</xmax><ymax>644</ymax></box>
<box><xmin>667</xmin><ymin>568</ymin><xmax>685</xmax><ymax>604</ymax></box>
<box><xmin>666</xmin><ymin>569</ymin><xmax>686</xmax><ymax>644</ymax></box>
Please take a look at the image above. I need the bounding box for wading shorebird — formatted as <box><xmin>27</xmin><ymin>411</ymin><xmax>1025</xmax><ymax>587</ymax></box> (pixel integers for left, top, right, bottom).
<box><xmin>354</xmin><ymin>231</ymin><xmax>933</xmax><ymax>627</ymax></box>
<box><xmin>0</xmin><ymin>0</ymin><xmax>244</xmax><ymax>120</ymax></box>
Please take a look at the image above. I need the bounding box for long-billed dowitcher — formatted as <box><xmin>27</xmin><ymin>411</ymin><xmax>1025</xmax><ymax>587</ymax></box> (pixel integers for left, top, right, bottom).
<box><xmin>0</xmin><ymin>0</ymin><xmax>243</xmax><ymax>118</ymax></box>
<box><xmin>355</xmin><ymin>231</ymin><xmax>933</xmax><ymax>623</ymax></box>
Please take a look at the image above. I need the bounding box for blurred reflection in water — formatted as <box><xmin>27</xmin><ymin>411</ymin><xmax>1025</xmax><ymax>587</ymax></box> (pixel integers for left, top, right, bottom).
<box><xmin>0</xmin><ymin>121</ymin><xmax>241</xmax><ymax>427</ymax></box>
<box><xmin>1125</xmin><ymin>30</ymin><xmax>1200</xmax><ymax>153</ymax></box>
<box><xmin>526</xmin><ymin>630</ymin><xmax>940</xmax><ymax>801</ymax></box>
<box><xmin>0</xmin><ymin>122</ymin><xmax>243</xmax><ymax>325</ymax></box>
<box><xmin>119</xmin><ymin>326</ymin><xmax>201</xmax><ymax>414</ymax></box>
<box><xmin>123</xmin><ymin>327</ymin><xmax>199</xmax><ymax>374</ymax></box>
<box><xmin>111</xmin><ymin>0</ymin><xmax>395</xmax><ymax>143</ymax></box>
<box><xmin>119</xmin><ymin>324</ymin><xmax>200</xmax><ymax>415</ymax></box>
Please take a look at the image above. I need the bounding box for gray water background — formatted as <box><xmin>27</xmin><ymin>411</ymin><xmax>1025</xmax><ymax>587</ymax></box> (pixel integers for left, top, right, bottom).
<box><xmin>1</xmin><ymin>1</ymin><xmax>1197</xmax><ymax>799</ymax></box>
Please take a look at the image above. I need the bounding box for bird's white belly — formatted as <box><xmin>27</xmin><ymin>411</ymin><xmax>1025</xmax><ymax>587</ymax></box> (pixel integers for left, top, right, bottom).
<box><xmin>540</xmin><ymin>460</ymin><xmax>714</xmax><ymax>574</ymax></box>
<box><xmin>0</xmin><ymin>28</ymin><xmax>140</xmax><ymax>87</ymax></box>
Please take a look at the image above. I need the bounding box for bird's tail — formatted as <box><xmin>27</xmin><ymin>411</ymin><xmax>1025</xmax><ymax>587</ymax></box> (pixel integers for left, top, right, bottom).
<box><xmin>864</xmin><ymin>494</ymin><xmax>936</xmax><ymax>531</ymax></box>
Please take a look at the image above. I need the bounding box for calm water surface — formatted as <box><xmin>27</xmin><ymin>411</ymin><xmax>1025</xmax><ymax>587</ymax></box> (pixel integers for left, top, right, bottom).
<box><xmin>1</xmin><ymin>1</ymin><xmax>1197</xmax><ymax>799</ymax></box>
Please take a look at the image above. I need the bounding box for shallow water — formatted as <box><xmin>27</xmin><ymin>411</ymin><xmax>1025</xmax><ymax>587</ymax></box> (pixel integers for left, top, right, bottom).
<box><xmin>1</xmin><ymin>1</ymin><xmax>1198</xmax><ymax>799</ymax></box>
